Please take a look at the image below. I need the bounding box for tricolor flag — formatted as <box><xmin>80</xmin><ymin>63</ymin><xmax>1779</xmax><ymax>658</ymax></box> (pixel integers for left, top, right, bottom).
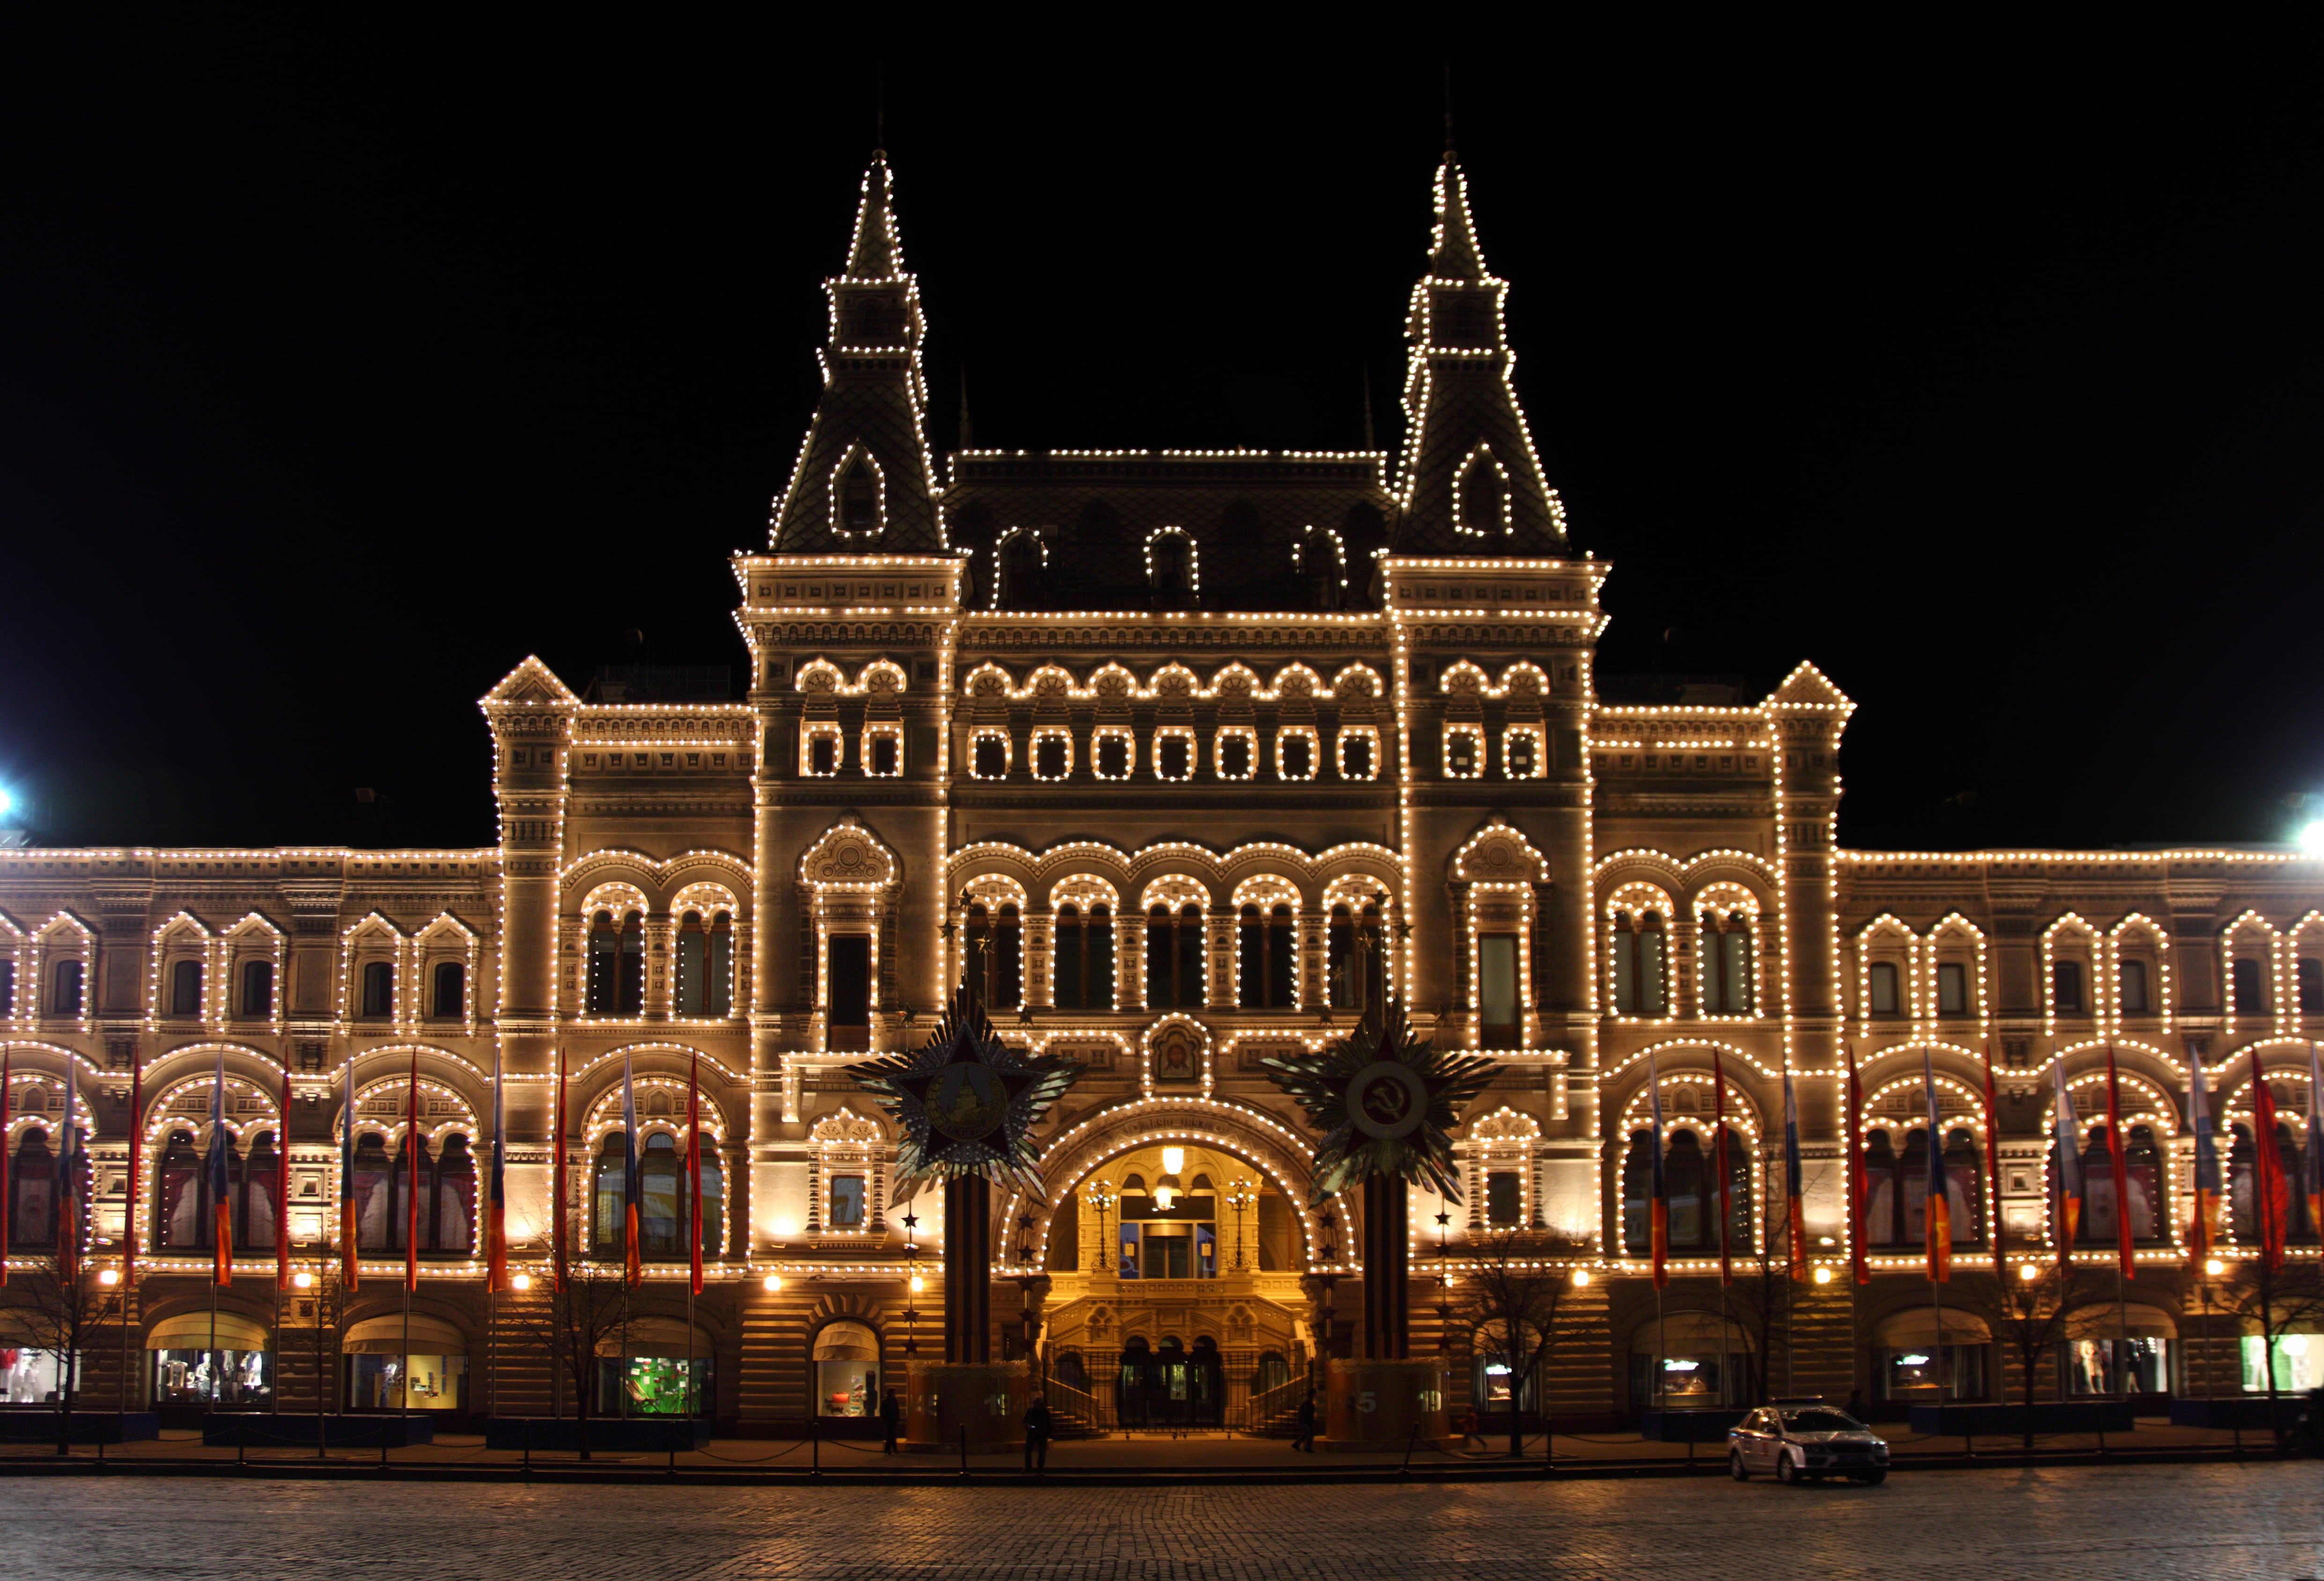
<box><xmin>55</xmin><ymin>1068</ymin><xmax>79</xmax><ymax>1281</ymax></box>
<box><xmin>1846</xmin><ymin>1044</ymin><xmax>1870</xmax><ymax>1285</ymax></box>
<box><xmin>2052</xmin><ymin>1060</ymin><xmax>2084</xmax><ymax>1273</ymax></box>
<box><xmin>687</xmin><ymin>1049</ymin><xmax>704</xmax><ymax>1296</ymax></box>
<box><xmin>208</xmin><ymin>1049</ymin><xmax>233</xmax><ymax>1286</ymax></box>
<box><xmin>552</xmin><ymin>1049</ymin><xmax>568</xmax><ymax>1293</ymax></box>
<box><xmin>1712</xmin><ymin>1047</ymin><xmax>1733</xmax><ymax>1287</ymax></box>
<box><xmin>339</xmin><ymin>1053</ymin><xmax>360</xmax><ymax>1291</ymax></box>
<box><xmin>1648</xmin><ymin>1055</ymin><xmax>1669</xmax><ymax>1290</ymax></box>
<box><xmin>2252</xmin><ymin>1068</ymin><xmax>2289</xmax><ymax>1273</ymax></box>
<box><xmin>621</xmin><ymin>1050</ymin><xmax>642</xmax><ymax>1286</ymax></box>
<box><xmin>1783</xmin><ymin>1066</ymin><xmax>1806</xmax><ymax>1280</ymax></box>
<box><xmin>1979</xmin><ymin>1042</ymin><xmax>2006</xmax><ymax>1282</ymax></box>
<box><xmin>404</xmin><ymin>1050</ymin><xmax>420</xmax><ymax>1294</ymax></box>
<box><xmin>275</xmin><ymin>1065</ymin><xmax>293</xmax><ymax>1290</ymax></box>
<box><xmin>2104</xmin><ymin>1047</ymin><xmax>2136</xmax><ymax>1280</ymax></box>
<box><xmin>1922</xmin><ymin>1049</ymin><xmax>1950</xmax><ymax>1283</ymax></box>
<box><xmin>2306</xmin><ymin>1043</ymin><xmax>2323</xmax><ymax>1239</ymax></box>
<box><xmin>2188</xmin><ymin>1047</ymin><xmax>2222</xmax><ymax>1271</ymax></box>
<box><xmin>487</xmin><ymin>1045</ymin><xmax>509</xmax><ymax>1293</ymax></box>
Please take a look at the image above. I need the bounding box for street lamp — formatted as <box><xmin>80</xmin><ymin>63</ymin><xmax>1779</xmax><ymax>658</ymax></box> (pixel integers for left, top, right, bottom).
<box><xmin>1225</xmin><ymin>1180</ymin><xmax>1254</xmax><ymax>1272</ymax></box>
<box><xmin>1087</xmin><ymin>1181</ymin><xmax>1117</xmax><ymax>1278</ymax></box>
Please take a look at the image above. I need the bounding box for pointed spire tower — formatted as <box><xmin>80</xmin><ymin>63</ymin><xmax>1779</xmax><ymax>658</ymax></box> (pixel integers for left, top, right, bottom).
<box><xmin>1390</xmin><ymin>152</ymin><xmax>1568</xmax><ymax>555</ymax></box>
<box><xmin>767</xmin><ymin>152</ymin><xmax>944</xmax><ymax>553</ymax></box>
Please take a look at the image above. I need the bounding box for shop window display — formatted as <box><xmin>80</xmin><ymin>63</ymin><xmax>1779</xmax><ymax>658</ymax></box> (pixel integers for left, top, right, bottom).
<box><xmin>1</xmin><ymin>1347</ymin><xmax>72</xmax><ymax>1405</ymax></box>
<box><xmin>346</xmin><ymin>1353</ymin><xmax>469</xmax><ymax>1412</ymax></box>
<box><xmin>153</xmin><ymin>1348</ymin><xmax>270</xmax><ymax>1408</ymax></box>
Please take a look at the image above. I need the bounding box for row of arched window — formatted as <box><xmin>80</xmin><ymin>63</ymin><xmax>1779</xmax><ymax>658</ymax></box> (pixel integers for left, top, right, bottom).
<box><xmin>1619</xmin><ymin>1127</ymin><xmax>1755</xmax><ymax>1253</ymax></box>
<box><xmin>960</xmin><ymin>900</ymin><xmax>1385</xmax><ymax>1013</ymax></box>
<box><xmin>590</xmin><ymin>1132</ymin><xmax>724</xmax><ymax>1256</ymax></box>
<box><xmin>7</xmin><ymin>1124</ymin><xmax>86</xmax><ymax>1247</ymax></box>
<box><xmin>351</xmin><ymin>960</ymin><xmax>466</xmax><ymax>1020</ymax></box>
<box><xmin>1610</xmin><ymin>911</ymin><xmax>1756</xmax><ymax>1017</ymax></box>
<box><xmin>966</xmin><ymin>727</ymin><xmax>1377</xmax><ymax>784</ymax></box>
<box><xmin>583</xmin><ymin>909</ymin><xmax>734</xmax><ymax>1017</ymax></box>
<box><xmin>10</xmin><ymin>959</ymin><xmax>86</xmax><ymax>1017</ymax></box>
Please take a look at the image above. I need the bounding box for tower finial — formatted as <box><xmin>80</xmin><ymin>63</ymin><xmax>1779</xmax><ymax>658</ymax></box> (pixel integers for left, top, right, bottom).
<box><xmin>875</xmin><ymin>67</ymin><xmax>886</xmax><ymax>155</ymax></box>
<box><xmin>1443</xmin><ymin>63</ymin><xmax>1455</xmax><ymax>154</ymax></box>
<box><xmin>1362</xmin><ymin>365</ymin><xmax>1377</xmax><ymax>452</ymax></box>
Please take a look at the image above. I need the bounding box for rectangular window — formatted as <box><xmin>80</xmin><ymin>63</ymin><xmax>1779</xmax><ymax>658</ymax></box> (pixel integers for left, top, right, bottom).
<box><xmin>0</xmin><ymin>959</ymin><xmax>14</xmax><ymax>1018</ymax></box>
<box><xmin>1936</xmin><ymin>961</ymin><xmax>1968</xmax><ymax>1017</ymax></box>
<box><xmin>2301</xmin><ymin>958</ymin><xmax>2324</xmax><ymax>1015</ymax></box>
<box><xmin>2233</xmin><ymin>956</ymin><xmax>2266</xmax><ymax>1015</ymax></box>
<box><xmin>1033</xmin><ymin>731</ymin><xmax>1071</xmax><ymax>781</ymax></box>
<box><xmin>829</xmin><ymin>1175</ymin><xmax>866</xmax><ymax>1228</ymax></box>
<box><xmin>2053</xmin><ymin>959</ymin><xmax>2086</xmax><ymax>1016</ymax></box>
<box><xmin>1216</xmin><ymin>729</ymin><xmax>1254</xmax><ymax>780</ymax></box>
<box><xmin>866</xmin><ymin>728</ymin><xmax>901</xmax><ymax>777</ymax></box>
<box><xmin>805</xmin><ymin>726</ymin><xmax>841</xmax><ymax>777</ymax></box>
<box><xmin>826</xmin><ymin>935</ymin><xmax>871</xmax><ymax>1031</ymax></box>
<box><xmin>1445</xmin><ymin>726</ymin><xmax>1482</xmax><ymax>778</ymax></box>
<box><xmin>972</xmin><ymin>732</ymin><xmax>1010</xmax><ymax>780</ymax></box>
<box><xmin>1868</xmin><ymin>960</ymin><xmax>1899</xmax><ymax>1017</ymax></box>
<box><xmin>1277</xmin><ymin>729</ymin><xmax>1316</xmax><ymax>781</ymax></box>
<box><xmin>1504</xmin><ymin>727</ymin><xmax>1541</xmax><ymax>779</ymax></box>
<box><xmin>1339</xmin><ymin>730</ymin><xmax>1377</xmax><ymax>780</ymax></box>
<box><xmin>1094</xmin><ymin>730</ymin><xmax>1132</xmax><ymax>780</ymax></box>
<box><xmin>51</xmin><ymin>959</ymin><xmax>84</xmax><ymax>1017</ymax></box>
<box><xmin>2118</xmin><ymin>959</ymin><xmax>2150</xmax><ymax>1016</ymax></box>
<box><xmin>1486</xmin><ymin>1169</ymin><xmax>1523</xmax><ymax>1227</ymax></box>
<box><xmin>1479</xmin><ymin>933</ymin><xmax>1519</xmax><ymax>1044</ymax></box>
<box><xmin>1156</xmin><ymin>731</ymin><xmax>1193</xmax><ymax>782</ymax></box>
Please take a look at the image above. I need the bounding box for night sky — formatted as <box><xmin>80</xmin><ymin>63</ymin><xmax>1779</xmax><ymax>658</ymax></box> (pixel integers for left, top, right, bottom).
<box><xmin>5</xmin><ymin>28</ymin><xmax>2320</xmax><ymax>853</ymax></box>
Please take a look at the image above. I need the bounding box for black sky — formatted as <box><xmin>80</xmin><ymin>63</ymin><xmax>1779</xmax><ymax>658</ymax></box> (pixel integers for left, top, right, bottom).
<box><xmin>3</xmin><ymin>25</ymin><xmax>2321</xmax><ymax>853</ymax></box>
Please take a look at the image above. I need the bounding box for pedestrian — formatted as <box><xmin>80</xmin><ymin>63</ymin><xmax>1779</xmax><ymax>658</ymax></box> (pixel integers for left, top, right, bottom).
<box><xmin>1023</xmin><ymin>1393</ymin><xmax>1053</xmax><ymax>1473</ymax></box>
<box><xmin>1291</xmin><ymin>1390</ymin><xmax>1317</xmax><ymax>1452</ymax></box>
<box><xmin>1457</xmin><ymin>1405</ymin><xmax>1483</xmax><ymax>1450</ymax></box>
<box><xmin>880</xmin><ymin>1387</ymin><xmax>901</xmax><ymax>1454</ymax></box>
<box><xmin>1844</xmin><ymin>1388</ymin><xmax>1866</xmax><ymax>1425</ymax></box>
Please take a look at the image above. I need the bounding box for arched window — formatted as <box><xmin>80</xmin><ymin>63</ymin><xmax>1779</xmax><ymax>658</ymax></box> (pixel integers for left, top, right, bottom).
<box><xmin>240</xmin><ymin>958</ymin><xmax>274</xmax><ymax>1018</ymax></box>
<box><xmin>1301</xmin><ymin>540</ymin><xmax>1340</xmax><ymax>610</ymax></box>
<box><xmin>592</xmin><ymin>1135</ymin><xmax>626</xmax><ymax>1256</ymax></box>
<box><xmin>0</xmin><ymin>959</ymin><xmax>13</xmax><ymax>1017</ymax></box>
<box><xmin>432</xmin><ymin>1133</ymin><xmax>476</xmax><ymax>1253</ymax></box>
<box><xmin>360</xmin><ymin>960</ymin><xmax>394</xmax><ymax>1019</ymax></box>
<box><xmin>695</xmin><ymin>1132</ymin><xmax>725</xmax><ymax>1257</ymax></box>
<box><xmin>1236</xmin><ymin>904</ymin><xmax>1295</xmax><ymax>1009</ymax></box>
<box><xmin>2118</xmin><ymin>958</ymin><xmax>2150</xmax><ymax>1015</ymax></box>
<box><xmin>1863</xmin><ymin>1129</ymin><xmax>1902</xmax><ymax>1245</ymax></box>
<box><xmin>351</xmin><ymin>1132</ymin><xmax>394</xmax><ymax>1250</ymax></box>
<box><xmin>11</xmin><ymin>1125</ymin><xmax>58</xmax><ymax>1248</ymax></box>
<box><xmin>1326</xmin><ymin>900</ymin><xmax>1384</xmax><ymax>1012</ymax></box>
<box><xmin>2122</xmin><ymin>1123</ymin><xmax>2163</xmax><ymax>1242</ymax></box>
<box><xmin>708</xmin><ymin>913</ymin><xmax>733</xmax><ymax>1016</ymax></box>
<box><xmin>676</xmin><ymin>912</ymin><xmax>708</xmax><ymax>1015</ymax></box>
<box><xmin>1666</xmin><ymin>1130</ymin><xmax>1705</xmax><ymax>1247</ymax></box>
<box><xmin>964</xmin><ymin>903</ymin><xmax>1021</xmax><ymax>1010</ymax></box>
<box><xmin>170</xmin><ymin>958</ymin><xmax>204</xmax><ymax>1018</ymax></box>
<box><xmin>237</xmin><ymin>1128</ymin><xmax>277</xmax><ymax>1253</ymax></box>
<box><xmin>1054</xmin><ymin>904</ymin><xmax>1115</xmax><ymax>1012</ymax></box>
<box><xmin>1619</xmin><ymin>1130</ymin><xmax>1654</xmax><ymax>1255</ymax></box>
<box><xmin>432</xmin><ymin>960</ymin><xmax>464</xmax><ymax>1019</ymax></box>
<box><xmin>814</xmin><ymin>1318</ymin><xmax>882</xmax><ymax>1418</ymax></box>
<box><xmin>998</xmin><ymin>534</ymin><xmax>1043</xmax><ymax>608</ymax></box>
<box><xmin>1149</xmin><ymin>534</ymin><xmax>1192</xmax><ymax>597</ymax></box>
<box><xmin>50</xmin><ymin>959</ymin><xmax>84</xmax><ymax>1017</ymax></box>
<box><xmin>2233</xmin><ymin>956</ymin><xmax>2268</xmax><ymax>1015</ymax></box>
<box><xmin>2228</xmin><ymin>1119</ymin><xmax>2302</xmax><ymax>1244</ymax></box>
<box><xmin>2302</xmin><ymin>957</ymin><xmax>2324</xmax><ymax>1016</ymax></box>
<box><xmin>586</xmin><ymin>911</ymin><xmax>644</xmax><ymax>1015</ymax></box>
<box><xmin>1613</xmin><ymin>911</ymin><xmax>1667</xmax><ymax>1016</ymax></box>
<box><xmin>640</xmin><ymin>1133</ymin><xmax>682</xmax><ymax>1257</ymax></box>
<box><xmin>1941</xmin><ymin>1127</ymin><xmax>1982</xmax><ymax>1245</ymax></box>
<box><xmin>1146</xmin><ymin>903</ymin><xmax>1205</xmax><ymax>1010</ymax></box>
<box><xmin>838</xmin><ymin>455</ymin><xmax>879</xmax><ymax>533</ymax></box>
<box><xmin>1697</xmin><ymin>914</ymin><xmax>1753</xmax><ymax>1015</ymax></box>
<box><xmin>1458</xmin><ymin>455</ymin><xmax>1505</xmax><ymax>534</ymax></box>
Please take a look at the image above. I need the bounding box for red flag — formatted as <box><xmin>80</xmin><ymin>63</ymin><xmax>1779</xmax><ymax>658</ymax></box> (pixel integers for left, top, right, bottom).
<box><xmin>209</xmin><ymin>1050</ymin><xmax>232</xmax><ymax>1287</ymax></box>
<box><xmin>1847</xmin><ymin>1045</ymin><xmax>1870</xmax><ymax>1285</ymax></box>
<box><xmin>404</xmin><ymin>1050</ymin><xmax>420</xmax><ymax>1293</ymax></box>
<box><xmin>1979</xmin><ymin>1042</ymin><xmax>2006</xmax><ymax>1283</ymax></box>
<box><xmin>621</xmin><ymin>1051</ymin><xmax>642</xmax><ymax>1287</ymax></box>
<box><xmin>0</xmin><ymin>1051</ymin><xmax>10</xmax><ymax>1287</ymax></box>
<box><xmin>2253</xmin><ymin>1071</ymin><xmax>2289</xmax><ymax>1273</ymax></box>
<box><xmin>1922</xmin><ymin>1049</ymin><xmax>1950</xmax><ymax>1283</ymax></box>
<box><xmin>552</xmin><ymin>1049</ymin><xmax>568</xmax><ymax>1293</ymax></box>
<box><xmin>276</xmin><ymin>1066</ymin><xmax>293</xmax><ymax>1290</ymax></box>
<box><xmin>124</xmin><ymin>1053</ymin><xmax>142</xmax><ymax>1281</ymax></box>
<box><xmin>56</xmin><ymin>1068</ymin><xmax>80</xmax><ymax>1283</ymax></box>
<box><xmin>2103</xmin><ymin>1047</ymin><xmax>2135</xmax><ymax>1280</ymax></box>
<box><xmin>687</xmin><ymin>1049</ymin><xmax>704</xmax><ymax>1296</ymax></box>
<box><xmin>1712</xmin><ymin>1048</ymin><xmax>1733</xmax><ymax>1288</ymax></box>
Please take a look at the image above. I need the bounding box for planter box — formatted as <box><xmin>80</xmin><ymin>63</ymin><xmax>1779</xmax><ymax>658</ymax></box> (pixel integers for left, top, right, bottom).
<box><xmin>203</xmin><ymin>1414</ymin><xmax>437</xmax><ymax>1448</ymax></box>
<box><xmin>1907</xmin><ymin>1401</ymin><xmax>2134</xmax><ymax>1435</ymax></box>
<box><xmin>2169</xmin><ymin>1397</ymin><xmax>2302</xmax><ymax>1431</ymax></box>
<box><xmin>0</xmin><ymin>1411</ymin><xmax>160</xmax><ymax>1445</ymax></box>
<box><xmin>1639</xmin><ymin>1409</ymin><xmax>1748</xmax><ymax>1442</ymax></box>
<box><xmin>483</xmin><ymin>1417</ymin><xmax>709</xmax><ymax>1452</ymax></box>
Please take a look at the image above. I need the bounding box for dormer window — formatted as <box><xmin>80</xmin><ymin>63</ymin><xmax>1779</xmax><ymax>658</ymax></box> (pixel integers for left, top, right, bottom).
<box><xmin>1457</xmin><ymin>451</ymin><xmax>1507</xmax><ymax>536</ymax></box>
<box><xmin>837</xmin><ymin>456</ymin><xmax>879</xmax><ymax>534</ymax></box>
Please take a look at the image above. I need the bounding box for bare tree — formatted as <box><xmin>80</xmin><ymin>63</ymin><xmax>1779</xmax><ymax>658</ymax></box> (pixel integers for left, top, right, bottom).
<box><xmin>1684</xmin><ymin>1168</ymin><xmax>1797</xmax><ymax>1407</ymax></box>
<box><xmin>1449</xmin><ymin>1228</ymin><xmax>1589</xmax><ymax>1457</ymax></box>
<box><xmin>516</xmin><ymin>1265</ymin><xmax>631</xmax><ymax>1459</ymax></box>
<box><xmin>2213</xmin><ymin>1259</ymin><xmax>2324</xmax><ymax>1452</ymax></box>
<box><xmin>1950</xmin><ymin>1264</ymin><xmax>2113</xmax><ymax>1448</ymax></box>
<box><xmin>0</xmin><ymin>1256</ymin><xmax>123</xmax><ymax>1455</ymax></box>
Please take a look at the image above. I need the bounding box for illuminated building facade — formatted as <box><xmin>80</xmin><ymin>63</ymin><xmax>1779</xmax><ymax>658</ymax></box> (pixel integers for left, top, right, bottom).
<box><xmin>3</xmin><ymin>148</ymin><xmax>2321</xmax><ymax>1434</ymax></box>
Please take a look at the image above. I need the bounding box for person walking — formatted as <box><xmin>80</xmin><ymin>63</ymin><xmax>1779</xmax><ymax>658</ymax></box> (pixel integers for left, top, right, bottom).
<box><xmin>1291</xmin><ymin>1390</ymin><xmax>1317</xmax><ymax>1453</ymax></box>
<box><xmin>1023</xmin><ymin>1394</ymin><xmax>1054</xmax><ymax>1474</ymax></box>
<box><xmin>880</xmin><ymin>1387</ymin><xmax>901</xmax><ymax>1454</ymax></box>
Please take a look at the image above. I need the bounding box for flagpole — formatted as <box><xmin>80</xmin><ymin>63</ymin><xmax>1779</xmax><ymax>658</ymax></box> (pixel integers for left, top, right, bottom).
<box><xmin>122</xmin><ymin>1051</ymin><xmax>141</xmax><ymax>1413</ymax></box>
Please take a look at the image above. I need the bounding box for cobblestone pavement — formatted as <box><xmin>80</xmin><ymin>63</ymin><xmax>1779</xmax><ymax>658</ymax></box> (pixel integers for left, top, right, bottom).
<box><xmin>9</xmin><ymin>1463</ymin><xmax>2321</xmax><ymax>1579</ymax></box>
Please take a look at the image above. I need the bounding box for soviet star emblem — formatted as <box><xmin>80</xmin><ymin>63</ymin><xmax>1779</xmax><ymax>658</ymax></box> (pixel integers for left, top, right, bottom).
<box><xmin>1262</xmin><ymin>999</ymin><xmax>1495</xmax><ymax>1203</ymax></box>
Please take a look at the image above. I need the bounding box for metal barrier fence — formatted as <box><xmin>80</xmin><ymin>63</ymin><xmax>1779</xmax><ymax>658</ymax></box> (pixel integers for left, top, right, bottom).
<box><xmin>1039</xmin><ymin>1346</ymin><xmax>1310</xmax><ymax>1435</ymax></box>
